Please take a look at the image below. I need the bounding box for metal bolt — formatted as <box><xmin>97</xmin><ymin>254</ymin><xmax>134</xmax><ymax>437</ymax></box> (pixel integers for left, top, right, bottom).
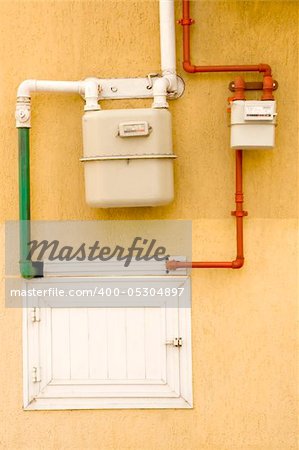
<box><xmin>111</xmin><ymin>86</ymin><xmax>118</xmax><ymax>93</ymax></box>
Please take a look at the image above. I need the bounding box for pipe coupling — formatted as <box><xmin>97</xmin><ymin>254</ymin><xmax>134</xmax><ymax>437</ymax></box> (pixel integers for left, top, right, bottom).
<box><xmin>16</xmin><ymin>98</ymin><xmax>31</xmax><ymax>128</ymax></box>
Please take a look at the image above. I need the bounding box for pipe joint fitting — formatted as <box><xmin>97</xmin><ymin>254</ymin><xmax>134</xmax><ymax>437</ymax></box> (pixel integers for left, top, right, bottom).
<box><xmin>163</xmin><ymin>72</ymin><xmax>178</xmax><ymax>93</ymax></box>
<box><xmin>232</xmin><ymin>258</ymin><xmax>244</xmax><ymax>269</ymax></box>
<box><xmin>16</xmin><ymin>98</ymin><xmax>31</xmax><ymax>128</ymax></box>
<box><xmin>235</xmin><ymin>192</ymin><xmax>244</xmax><ymax>203</ymax></box>
<box><xmin>233</xmin><ymin>76</ymin><xmax>246</xmax><ymax>101</ymax></box>
<box><xmin>17</xmin><ymin>80</ymin><xmax>37</xmax><ymax>98</ymax></box>
<box><xmin>152</xmin><ymin>76</ymin><xmax>171</xmax><ymax>108</ymax></box>
<box><xmin>152</xmin><ymin>73</ymin><xmax>179</xmax><ymax>108</ymax></box>
<box><xmin>183</xmin><ymin>61</ymin><xmax>196</xmax><ymax>73</ymax></box>
<box><xmin>166</xmin><ymin>259</ymin><xmax>180</xmax><ymax>271</ymax></box>
<box><xmin>82</xmin><ymin>78</ymin><xmax>101</xmax><ymax>111</ymax></box>
<box><xmin>259</xmin><ymin>64</ymin><xmax>272</xmax><ymax>76</ymax></box>
<box><xmin>261</xmin><ymin>75</ymin><xmax>275</xmax><ymax>101</ymax></box>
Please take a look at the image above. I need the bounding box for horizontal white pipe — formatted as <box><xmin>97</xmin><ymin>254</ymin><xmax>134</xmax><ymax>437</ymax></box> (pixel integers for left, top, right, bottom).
<box><xmin>17</xmin><ymin>78</ymin><xmax>100</xmax><ymax>111</ymax></box>
<box><xmin>17</xmin><ymin>80</ymin><xmax>83</xmax><ymax>97</ymax></box>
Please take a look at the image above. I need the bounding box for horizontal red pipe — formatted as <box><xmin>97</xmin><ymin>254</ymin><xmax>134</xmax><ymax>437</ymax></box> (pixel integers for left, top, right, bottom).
<box><xmin>180</xmin><ymin>0</ymin><xmax>272</xmax><ymax>77</ymax></box>
<box><xmin>183</xmin><ymin>62</ymin><xmax>272</xmax><ymax>76</ymax></box>
<box><xmin>166</xmin><ymin>150</ymin><xmax>247</xmax><ymax>271</ymax></box>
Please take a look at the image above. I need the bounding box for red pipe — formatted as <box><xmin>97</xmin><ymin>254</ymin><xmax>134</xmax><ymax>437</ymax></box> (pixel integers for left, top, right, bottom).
<box><xmin>179</xmin><ymin>0</ymin><xmax>272</xmax><ymax>78</ymax></box>
<box><xmin>261</xmin><ymin>75</ymin><xmax>275</xmax><ymax>101</ymax></box>
<box><xmin>166</xmin><ymin>150</ymin><xmax>248</xmax><ymax>271</ymax></box>
<box><xmin>233</xmin><ymin>76</ymin><xmax>246</xmax><ymax>101</ymax></box>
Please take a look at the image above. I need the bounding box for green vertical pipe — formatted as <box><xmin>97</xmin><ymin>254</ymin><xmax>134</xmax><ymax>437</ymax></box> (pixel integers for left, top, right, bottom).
<box><xmin>18</xmin><ymin>128</ymin><xmax>36</xmax><ymax>278</ymax></box>
<box><xmin>19</xmin><ymin>128</ymin><xmax>30</xmax><ymax>221</ymax></box>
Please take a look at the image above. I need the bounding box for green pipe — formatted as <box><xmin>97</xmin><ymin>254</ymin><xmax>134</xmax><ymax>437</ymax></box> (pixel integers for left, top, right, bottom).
<box><xmin>18</xmin><ymin>128</ymin><xmax>42</xmax><ymax>278</ymax></box>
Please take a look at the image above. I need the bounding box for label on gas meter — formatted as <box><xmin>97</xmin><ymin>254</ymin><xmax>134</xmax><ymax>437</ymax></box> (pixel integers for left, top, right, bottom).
<box><xmin>118</xmin><ymin>121</ymin><xmax>150</xmax><ymax>137</ymax></box>
<box><xmin>244</xmin><ymin>102</ymin><xmax>276</xmax><ymax>121</ymax></box>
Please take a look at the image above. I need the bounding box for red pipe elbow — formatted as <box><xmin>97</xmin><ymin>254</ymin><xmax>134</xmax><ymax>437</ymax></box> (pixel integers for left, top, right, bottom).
<box><xmin>166</xmin><ymin>150</ymin><xmax>247</xmax><ymax>272</ymax></box>
<box><xmin>180</xmin><ymin>0</ymin><xmax>272</xmax><ymax>78</ymax></box>
<box><xmin>259</xmin><ymin>64</ymin><xmax>272</xmax><ymax>77</ymax></box>
<box><xmin>183</xmin><ymin>61</ymin><xmax>196</xmax><ymax>73</ymax></box>
<box><xmin>232</xmin><ymin>257</ymin><xmax>245</xmax><ymax>269</ymax></box>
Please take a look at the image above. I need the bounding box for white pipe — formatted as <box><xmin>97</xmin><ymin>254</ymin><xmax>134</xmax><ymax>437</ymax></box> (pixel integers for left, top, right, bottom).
<box><xmin>152</xmin><ymin>77</ymin><xmax>171</xmax><ymax>109</ymax></box>
<box><xmin>17</xmin><ymin>80</ymin><xmax>85</xmax><ymax>97</ymax></box>
<box><xmin>16</xmin><ymin>78</ymin><xmax>100</xmax><ymax>127</ymax></box>
<box><xmin>153</xmin><ymin>0</ymin><xmax>177</xmax><ymax>108</ymax></box>
<box><xmin>16</xmin><ymin>1</ymin><xmax>178</xmax><ymax>115</ymax></box>
<box><xmin>159</xmin><ymin>0</ymin><xmax>177</xmax><ymax>77</ymax></box>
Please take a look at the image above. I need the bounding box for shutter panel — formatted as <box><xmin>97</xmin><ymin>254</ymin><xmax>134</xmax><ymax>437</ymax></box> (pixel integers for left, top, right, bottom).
<box><xmin>23</xmin><ymin>276</ymin><xmax>192</xmax><ymax>410</ymax></box>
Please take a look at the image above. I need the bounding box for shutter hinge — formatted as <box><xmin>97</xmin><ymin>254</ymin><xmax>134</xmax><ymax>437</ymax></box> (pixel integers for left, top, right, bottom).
<box><xmin>165</xmin><ymin>337</ymin><xmax>183</xmax><ymax>347</ymax></box>
<box><xmin>32</xmin><ymin>366</ymin><xmax>41</xmax><ymax>383</ymax></box>
<box><xmin>31</xmin><ymin>307</ymin><xmax>40</xmax><ymax>322</ymax></box>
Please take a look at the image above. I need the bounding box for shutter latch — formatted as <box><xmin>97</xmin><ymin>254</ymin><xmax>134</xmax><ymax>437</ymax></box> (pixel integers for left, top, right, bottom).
<box><xmin>165</xmin><ymin>337</ymin><xmax>183</xmax><ymax>347</ymax></box>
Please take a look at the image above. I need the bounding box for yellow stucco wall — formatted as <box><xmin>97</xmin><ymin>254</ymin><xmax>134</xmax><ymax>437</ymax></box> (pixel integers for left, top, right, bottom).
<box><xmin>0</xmin><ymin>1</ymin><xmax>298</xmax><ymax>449</ymax></box>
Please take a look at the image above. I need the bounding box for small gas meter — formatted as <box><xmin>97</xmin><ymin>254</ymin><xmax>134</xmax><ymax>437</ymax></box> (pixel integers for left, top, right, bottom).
<box><xmin>230</xmin><ymin>100</ymin><xmax>277</xmax><ymax>150</ymax></box>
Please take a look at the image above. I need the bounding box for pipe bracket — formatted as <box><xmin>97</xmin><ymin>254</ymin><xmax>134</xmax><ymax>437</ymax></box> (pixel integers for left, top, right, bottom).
<box><xmin>177</xmin><ymin>18</ymin><xmax>194</xmax><ymax>26</ymax></box>
<box><xmin>82</xmin><ymin>76</ymin><xmax>185</xmax><ymax>101</ymax></box>
<box><xmin>80</xmin><ymin>154</ymin><xmax>177</xmax><ymax>162</ymax></box>
<box><xmin>229</xmin><ymin>80</ymin><xmax>278</xmax><ymax>92</ymax></box>
<box><xmin>231</xmin><ymin>210</ymin><xmax>248</xmax><ymax>217</ymax></box>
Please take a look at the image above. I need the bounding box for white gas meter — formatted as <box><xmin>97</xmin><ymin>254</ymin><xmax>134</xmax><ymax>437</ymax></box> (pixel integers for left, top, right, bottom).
<box><xmin>81</xmin><ymin>108</ymin><xmax>175</xmax><ymax>208</ymax></box>
<box><xmin>230</xmin><ymin>100</ymin><xmax>277</xmax><ymax>150</ymax></box>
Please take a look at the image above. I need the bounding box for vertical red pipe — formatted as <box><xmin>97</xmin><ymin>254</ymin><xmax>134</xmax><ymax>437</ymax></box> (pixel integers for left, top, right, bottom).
<box><xmin>166</xmin><ymin>150</ymin><xmax>247</xmax><ymax>271</ymax></box>
<box><xmin>182</xmin><ymin>0</ymin><xmax>192</xmax><ymax>68</ymax></box>
<box><xmin>261</xmin><ymin>76</ymin><xmax>275</xmax><ymax>100</ymax></box>
<box><xmin>179</xmin><ymin>0</ymin><xmax>274</xmax><ymax>100</ymax></box>
<box><xmin>232</xmin><ymin>149</ymin><xmax>247</xmax><ymax>269</ymax></box>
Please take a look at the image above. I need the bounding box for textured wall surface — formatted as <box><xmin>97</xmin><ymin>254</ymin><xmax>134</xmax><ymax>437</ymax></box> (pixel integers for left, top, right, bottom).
<box><xmin>0</xmin><ymin>1</ymin><xmax>298</xmax><ymax>449</ymax></box>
